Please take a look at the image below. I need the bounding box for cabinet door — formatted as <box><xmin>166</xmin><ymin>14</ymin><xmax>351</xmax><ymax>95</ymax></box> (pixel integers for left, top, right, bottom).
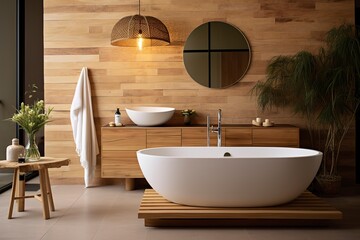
<box><xmin>101</xmin><ymin>150</ymin><xmax>143</xmax><ymax>178</ymax></box>
<box><xmin>147</xmin><ymin>129</ymin><xmax>181</xmax><ymax>148</ymax></box>
<box><xmin>252</xmin><ymin>128</ymin><xmax>299</xmax><ymax>147</ymax></box>
<box><xmin>182</xmin><ymin>128</ymin><xmax>221</xmax><ymax>146</ymax></box>
<box><xmin>225</xmin><ymin>128</ymin><xmax>252</xmax><ymax>146</ymax></box>
<box><xmin>101</xmin><ymin>128</ymin><xmax>146</xmax><ymax>178</ymax></box>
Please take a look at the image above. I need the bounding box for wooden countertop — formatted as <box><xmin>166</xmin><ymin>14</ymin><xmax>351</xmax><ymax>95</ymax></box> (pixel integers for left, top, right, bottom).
<box><xmin>102</xmin><ymin>124</ymin><xmax>298</xmax><ymax>128</ymax></box>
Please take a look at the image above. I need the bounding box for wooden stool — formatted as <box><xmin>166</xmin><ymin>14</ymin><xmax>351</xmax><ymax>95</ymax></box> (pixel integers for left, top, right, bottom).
<box><xmin>0</xmin><ymin>157</ymin><xmax>70</xmax><ymax>220</ymax></box>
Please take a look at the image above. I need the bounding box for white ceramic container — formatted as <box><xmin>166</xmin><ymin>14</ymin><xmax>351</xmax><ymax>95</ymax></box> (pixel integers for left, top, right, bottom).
<box><xmin>125</xmin><ymin>107</ymin><xmax>175</xmax><ymax>126</ymax></box>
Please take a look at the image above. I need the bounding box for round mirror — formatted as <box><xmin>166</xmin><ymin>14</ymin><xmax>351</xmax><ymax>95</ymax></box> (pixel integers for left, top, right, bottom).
<box><xmin>183</xmin><ymin>21</ymin><xmax>251</xmax><ymax>88</ymax></box>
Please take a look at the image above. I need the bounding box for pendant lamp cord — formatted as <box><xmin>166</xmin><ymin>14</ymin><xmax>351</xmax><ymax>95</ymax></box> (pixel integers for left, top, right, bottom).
<box><xmin>138</xmin><ymin>0</ymin><xmax>141</xmax><ymax>16</ymax></box>
<box><xmin>138</xmin><ymin>0</ymin><xmax>142</xmax><ymax>34</ymax></box>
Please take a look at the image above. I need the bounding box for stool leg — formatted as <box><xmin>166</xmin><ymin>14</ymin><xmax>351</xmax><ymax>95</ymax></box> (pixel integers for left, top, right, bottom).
<box><xmin>39</xmin><ymin>168</ymin><xmax>50</xmax><ymax>219</ymax></box>
<box><xmin>17</xmin><ymin>172</ymin><xmax>25</xmax><ymax>212</ymax></box>
<box><xmin>8</xmin><ymin>168</ymin><xmax>19</xmax><ymax>219</ymax></box>
<box><xmin>44</xmin><ymin>168</ymin><xmax>55</xmax><ymax>211</ymax></box>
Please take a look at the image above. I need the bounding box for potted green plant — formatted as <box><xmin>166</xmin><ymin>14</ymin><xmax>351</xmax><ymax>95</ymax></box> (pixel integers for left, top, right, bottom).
<box><xmin>252</xmin><ymin>24</ymin><xmax>360</xmax><ymax>195</ymax></box>
<box><xmin>181</xmin><ymin>109</ymin><xmax>196</xmax><ymax>125</ymax></box>
<box><xmin>10</xmin><ymin>99</ymin><xmax>52</xmax><ymax>162</ymax></box>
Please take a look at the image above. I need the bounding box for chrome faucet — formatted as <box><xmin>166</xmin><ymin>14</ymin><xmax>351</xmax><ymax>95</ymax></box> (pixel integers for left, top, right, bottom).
<box><xmin>207</xmin><ymin>109</ymin><xmax>222</xmax><ymax>147</ymax></box>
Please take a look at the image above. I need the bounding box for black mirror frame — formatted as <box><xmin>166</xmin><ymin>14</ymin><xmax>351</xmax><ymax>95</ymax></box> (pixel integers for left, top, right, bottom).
<box><xmin>183</xmin><ymin>21</ymin><xmax>251</xmax><ymax>89</ymax></box>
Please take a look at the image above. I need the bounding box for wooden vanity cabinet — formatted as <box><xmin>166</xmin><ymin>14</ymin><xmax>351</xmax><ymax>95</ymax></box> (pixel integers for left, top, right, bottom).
<box><xmin>101</xmin><ymin>125</ymin><xmax>299</xmax><ymax>190</ymax></box>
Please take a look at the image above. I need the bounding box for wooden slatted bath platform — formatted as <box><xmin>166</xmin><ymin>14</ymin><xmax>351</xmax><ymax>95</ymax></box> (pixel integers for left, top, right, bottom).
<box><xmin>138</xmin><ymin>189</ymin><xmax>342</xmax><ymax>227</ymax></box>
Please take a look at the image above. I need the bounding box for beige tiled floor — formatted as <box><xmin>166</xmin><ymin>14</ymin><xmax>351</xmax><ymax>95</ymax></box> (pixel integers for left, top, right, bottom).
<box><xmin>0</xmin><ymin>183</ymin><xmax>359</xmax><ymax>240</ymax></box>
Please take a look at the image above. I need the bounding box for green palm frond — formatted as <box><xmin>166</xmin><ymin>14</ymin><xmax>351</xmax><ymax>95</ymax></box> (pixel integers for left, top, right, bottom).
<box><xmin>252</xmin><ymin>23</ymin><xmax>360</xmax><ymax>176</ymax></box>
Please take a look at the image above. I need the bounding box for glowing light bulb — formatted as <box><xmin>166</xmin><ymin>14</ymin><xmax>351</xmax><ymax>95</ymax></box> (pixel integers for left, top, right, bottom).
<box><xmin>137</xmin><ymin>35</ymin><xmax>143</xmax><ymax>50</ymax></box>
<box><xmin>137</xmin><ymin>29</ymin><xmax>143</xmax><ymax>50</ymax></box>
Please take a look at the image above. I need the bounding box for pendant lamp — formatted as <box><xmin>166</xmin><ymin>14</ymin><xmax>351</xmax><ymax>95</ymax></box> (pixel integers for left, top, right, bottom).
<box><xmin>111</xmin><ymin>0</ymin><xmax>170</xmax><ymax>50</ymax></box>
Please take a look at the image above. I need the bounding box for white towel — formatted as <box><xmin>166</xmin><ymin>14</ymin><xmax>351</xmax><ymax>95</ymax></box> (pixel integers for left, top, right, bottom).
<box><xmin>70</xmin><ymin>67</ymin><xmax>99</xmax><ymax>187</ymax></box>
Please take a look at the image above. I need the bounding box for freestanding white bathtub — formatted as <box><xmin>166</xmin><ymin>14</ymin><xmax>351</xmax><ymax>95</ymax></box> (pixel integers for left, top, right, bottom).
<box><xmin>137</xmin><ymin>147</ymin><xmax>322</xmax><ymax>207</ymax></box>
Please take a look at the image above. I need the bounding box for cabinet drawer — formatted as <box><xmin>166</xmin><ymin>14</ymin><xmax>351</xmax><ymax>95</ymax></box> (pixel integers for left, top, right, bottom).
<box><xmin>225</xmin><ymin>128</ymin><xmax>252</xmax><ymax>146</ymax></box>
<box><xmin>181</xmin><ymin>128</ymin><xmax>222</xmax><ymax>146</ymax></box>
<box><xmin>147</xmin><ymin>129</ymin><xmax>181</xmax><ymax>136</ymax></box>
<box><xmin>101</xmin><ymin>150</ymin><xmax>143</xmax><ymax>178</ymax></box>
<box><xmin>102</xmin><ymin>150</ymin><xmax>136</xmax><ymax>159</ymax></box>
<box><xmin>147</xmin><ymin>129</ymin><xmax>181</xmax><ymax>147</ymax></box>
<box><xmin>252</xmin><ymin>128</ymin><xmax>299</xmax><ymax>147</ymax></box>
<box><xmin>101</xmin><ymin>128</ymin><xmax>146</xmax><ymax>151</ymax></box>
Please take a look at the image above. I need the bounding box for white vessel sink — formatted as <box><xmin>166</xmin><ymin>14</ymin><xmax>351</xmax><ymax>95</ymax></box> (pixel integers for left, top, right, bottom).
<box><xmin>125</xmin><ymin>107</ymin><xmax>175</xmax><ymax>126</ymax></box>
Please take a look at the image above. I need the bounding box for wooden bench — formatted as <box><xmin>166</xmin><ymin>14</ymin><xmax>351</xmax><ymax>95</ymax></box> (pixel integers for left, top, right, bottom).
<box><xmin>138</xmin><ymin>189</ymin><xmax>343</xmax><ymax>227</ymax></box>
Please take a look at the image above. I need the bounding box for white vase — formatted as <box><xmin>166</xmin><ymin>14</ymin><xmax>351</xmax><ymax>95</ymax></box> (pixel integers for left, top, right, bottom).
<box><xmin>6</xmin><ymin>138</ymin><xmax>25</xmax><ymax>162</ymax></box>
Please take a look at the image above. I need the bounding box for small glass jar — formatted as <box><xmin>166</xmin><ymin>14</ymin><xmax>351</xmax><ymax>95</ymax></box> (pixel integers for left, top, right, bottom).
<box><xmin>18</xmin><ymin>153</ymin><xmax>26</xmax><ymax>163</ymax></box>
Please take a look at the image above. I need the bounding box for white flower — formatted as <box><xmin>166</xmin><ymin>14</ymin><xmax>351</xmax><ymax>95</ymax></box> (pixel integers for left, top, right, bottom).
<box><xmin>10</xmin><ymin>100</ymin><xmax>53</xmax><ymax>135</ymax></box>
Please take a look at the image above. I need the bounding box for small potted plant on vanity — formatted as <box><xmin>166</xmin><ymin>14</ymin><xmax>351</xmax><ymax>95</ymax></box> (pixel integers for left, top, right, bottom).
<box><xmin>181</xmin><ymin>109</ymin><xmax>196</xmax><ymax>125</ymax></box>
<box><xmin>252</xmin><ymin>24</ymin><xmax>360</xmax><ymax>195</ymax></box>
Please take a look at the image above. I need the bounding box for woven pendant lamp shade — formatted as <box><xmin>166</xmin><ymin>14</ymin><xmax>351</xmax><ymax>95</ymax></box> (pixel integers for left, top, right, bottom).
<box><xmin>111</xmin><ymin>14</ymin><xmax>170</xmax><ymax>47</ymax></box>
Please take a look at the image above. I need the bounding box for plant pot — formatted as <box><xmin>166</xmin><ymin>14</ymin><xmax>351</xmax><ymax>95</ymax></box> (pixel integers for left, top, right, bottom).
<box><xmin>313</xmin><ymin>175</ymin><xmax>342</xmax><ymax>196</ymax></box>
<box><xmin>183</xmin><ymin>115</ymin><xmax>191</xmax><ymax>125</ymax></box>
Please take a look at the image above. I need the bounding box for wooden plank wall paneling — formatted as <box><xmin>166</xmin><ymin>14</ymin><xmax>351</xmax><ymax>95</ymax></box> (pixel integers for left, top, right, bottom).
<box><xmin>44</xmin><ymin>0</ymin><xmax>356</xmax><ymax>185</ymax></box>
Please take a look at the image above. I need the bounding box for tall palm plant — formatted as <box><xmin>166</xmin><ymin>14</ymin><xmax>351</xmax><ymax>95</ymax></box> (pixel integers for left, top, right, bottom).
<box><xmin>253</xmin><ymin>51</ymin><xmax>320</xmax><ymax>147</ymax></box>
<box><xmin>317</xmin><ymin>24</ymin><xmax>360</xmax><ymax>176</ymax></box>
<box><xmin>252</xmin><ymin>24</ymin><xmax>360</xmax><ymax>193</ymax></box>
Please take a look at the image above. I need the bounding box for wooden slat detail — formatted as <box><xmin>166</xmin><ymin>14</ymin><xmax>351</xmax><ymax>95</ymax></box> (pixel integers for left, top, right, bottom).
<box><xmin>44</xmin><ymin>48</ymin><xmax>99</xmax><ymax>55</ymax></box>
<box><xmin>138</xmin><ymin>189</ymin><xmax>342</xmax><ymax>227</ymax></box>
